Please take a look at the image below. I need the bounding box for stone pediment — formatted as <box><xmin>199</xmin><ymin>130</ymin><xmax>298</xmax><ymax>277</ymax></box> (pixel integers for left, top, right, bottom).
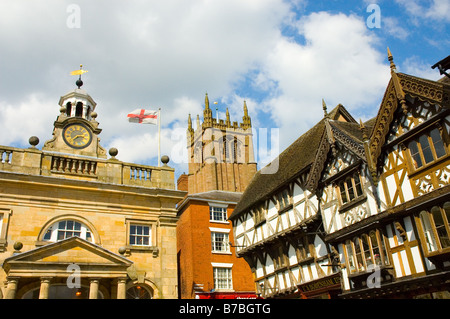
<box><xmin>3</xmin><ymin>237</ymin><xmax>132</xmax><ymax>277</ymax></box>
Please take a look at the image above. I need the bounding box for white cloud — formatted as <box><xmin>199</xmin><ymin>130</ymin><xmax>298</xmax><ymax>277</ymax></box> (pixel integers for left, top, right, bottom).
<box><xmin>0</xmin><ymin>94</ymin><xmax>56</xmax><ymax>146</ymax></box>
<box><xmin>400</xmin><ymin>56</ymin><xmax>442</xmax><ymax>81</ymax></box>
<box><xmin>395</xmin><ymin>0</ymin><xmax>450</xmax><ymax>23</ymax></box>
<box><xmin>255</xmin><ymin>11</ymin><xmax>389</xmax><ymax>151</ymax></box>
<box><xmin>383</xmin><ymin>17</ymin><xmax>409</xmax><ymax>40</ymax></box>
<box><xmin>0</xmin><ymin>2</ymin><xmax>395</xmax><ymax>174</ymax></box>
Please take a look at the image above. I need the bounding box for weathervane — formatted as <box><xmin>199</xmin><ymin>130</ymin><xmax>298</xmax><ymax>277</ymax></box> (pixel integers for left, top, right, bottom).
<box><xmin>70</xmin><ymin>64</ymin><xmax>88</xmax><ymax>89</ymax></box>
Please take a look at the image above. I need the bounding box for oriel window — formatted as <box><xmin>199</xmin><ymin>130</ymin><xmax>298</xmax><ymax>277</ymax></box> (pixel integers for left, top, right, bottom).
<box><xmin>408</xmin><ymin>127</ymin><xmax>447</xmax><ymax>169</ymax></box>
<box><xmin>419</xmin><ymin>203</ymin><xmax>450</xmax><ymax>253</ymax></box>
<box><xmin>345</xmin><ymin>230</ymin><xmax>389</xmax><ymax>274</ymax></box>
<box><xmin>277</xmin><ymin>189</ymin><xmax>290</xmax><ymax>210</ymax></box>
<box><xmin>338</xmin><ymin>172</ymin><xmax>363</xmax><ymax>205</ymax></box>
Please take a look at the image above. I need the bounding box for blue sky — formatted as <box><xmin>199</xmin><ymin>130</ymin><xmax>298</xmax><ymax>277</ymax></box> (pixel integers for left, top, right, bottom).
<box><xmin>0</xmin><ymin>0</ymin><xmax>448</xmax><ymax>180</ymax></box>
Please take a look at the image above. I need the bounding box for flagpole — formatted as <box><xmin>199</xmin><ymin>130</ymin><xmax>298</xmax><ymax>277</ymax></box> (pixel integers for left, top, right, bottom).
<box><xmin>158</xmin><ymin>108</ymin><xmax>161</xmax><ymax>167</ymax></box>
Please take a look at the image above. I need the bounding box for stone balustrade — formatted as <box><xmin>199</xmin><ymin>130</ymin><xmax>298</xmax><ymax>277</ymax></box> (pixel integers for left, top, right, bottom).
<box><xmin>0</xmin><ymin>145</ymin><xmax>175</xmax><ymax>190</ymax></box>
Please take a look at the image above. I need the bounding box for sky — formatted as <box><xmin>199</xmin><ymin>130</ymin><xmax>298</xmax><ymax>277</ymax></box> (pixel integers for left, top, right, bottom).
<box><xmin>0</xmin><ymin>0</ymin><xmax>449</xmax><ymax>181</ymax></box>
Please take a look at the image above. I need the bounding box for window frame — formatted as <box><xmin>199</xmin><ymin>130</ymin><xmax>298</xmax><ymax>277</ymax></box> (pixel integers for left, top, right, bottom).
<box><xmin>337</xmin><ymin>172</ymin><xmax>364</xmax><ymax>206</ymax></box>
<box><xmin>210</xmin><ymin>228</ymin><xmax>231</xmax><ymax>254</ymax></box>
<box><xmin>0</xmin><ymin>209</ymin><xmax>12</xmax><ymax>252</ymax></box>
<box><xmin>41</xmin><ymin>219</ymin><xmax>93</xmax><ymax>243</ymax></box>
<box><xmin>253</xmin><ymin>204</ymin><xmax>266</xmax><ymax>226</ymax></box>
<box><xmin>125</xmin><ymin>219</ymin><xmax>157</xmax><ymax>252</ymax></box>
<box><xmin>129</xmin><ymin>224</ymin><xmax>152</xmax><ymax>247</ymax></box>
<box><xmin>406</xmin><ymin>124</ymin><xmax>448</xmax><ymax>172</ymax></box>
<box><xmin>417</xmin><ymin>202</ymin><xmax>450</xmax><ymax>256</ymax></box>
<box><xmin>209</xmin><ymin>205</ymin><xmax>228</xmax><ymax>223</ymax></box>
<box><xmin>344</xmin><ymin>229</ymin><xmax>389</xmax><ymax>275</ymax></box>
<box><xmin>277</xmin><ymin>189</ymin><xmax>291</xmax><ymax>211</ymax></box>
<box><xmin>212</xmin><ymin>264</ymin><xmax>233</xmax><ymax>291</ymax></box>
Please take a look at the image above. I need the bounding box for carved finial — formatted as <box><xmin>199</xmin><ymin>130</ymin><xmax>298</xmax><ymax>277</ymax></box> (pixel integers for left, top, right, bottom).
<box><xmin>322</xmin><ymin>99</ymin><xmax>329</xmax><ymax>118</ymax></box>
<box><xmin>188</xmin><ymin>113</ymin><xmax>192</xmax><ymax>130</ymax></box>
<box><xmin>205</xmin><ymin>92</ymin><xmax>210</xmax><ymax>110</ymax></box>
<box><xmin>242</xmin><ymin>100</ymin><xmax>251</xmax><ymax>129</ymax></box>
<box><xmin>387</xmin><ymin>47</ymin><xmax>397</xmax><ymax>72</ymax></box>
<box><xmin>196</xmin><ymin>114</ymin><xmax>200</xmax><ymax>128</ymax></box>
<box><xmin>226</xmin><ymin>108</ymin><xmax>231</xmax><ymax>127</ymax></box>
<box><xmin>359</xmin><ymin>119</ymin><xmax>368</xmax><ymax>141</ymax></box>
<box><xmin>203</xmin><ymin>92</ymin><xmax>212</xmax><ymax>126</ymax></box>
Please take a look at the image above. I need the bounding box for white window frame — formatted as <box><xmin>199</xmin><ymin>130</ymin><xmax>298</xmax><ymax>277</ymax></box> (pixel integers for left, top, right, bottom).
<box><xmin>210</xmin><ymin>228</ymin><xmax>230</xmax><ymax>253</ymax></box>
<box><xmin>129</xmin><ymin>224</ymin><xmax>152</xmax><ymax>246</ymax></box>
<box><xmin>212</xmin><ymin>263</ymin><xmax>233</xmax><ymax>291</ymax></box>
<box><xmin>42</xmin><ymin>220</ymin><xmax>93</xmax><ymax>243</ymax></box>
<box><xmin>125</xmin><ymin>219</ymin><xmax>157</xmax><ymax>252</ymax></box>
<box><xmin>208</xmin><ymin>202</ymin><xmax>229</xmax><ymax>224</ymax></box>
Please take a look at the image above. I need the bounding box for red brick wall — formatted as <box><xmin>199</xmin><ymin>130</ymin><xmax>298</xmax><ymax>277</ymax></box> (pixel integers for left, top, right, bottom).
<box><xmin>177</xmin><ymin>199</ymin><xmax>255</xmax><ymax>299</ymax></box>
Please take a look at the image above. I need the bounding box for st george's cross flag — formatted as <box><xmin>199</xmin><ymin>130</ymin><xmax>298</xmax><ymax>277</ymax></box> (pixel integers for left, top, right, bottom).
<box><xmin>127</xmin><ymin>109</ymin><xmax>158</xmax><ymax>124</ymax></box>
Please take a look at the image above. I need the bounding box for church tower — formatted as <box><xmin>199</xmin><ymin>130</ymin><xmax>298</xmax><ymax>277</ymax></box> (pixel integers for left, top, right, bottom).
<box><xmin>186</xmin><ymin>93</ymin><xmax>257</xmax><ymax>194</ymax></box>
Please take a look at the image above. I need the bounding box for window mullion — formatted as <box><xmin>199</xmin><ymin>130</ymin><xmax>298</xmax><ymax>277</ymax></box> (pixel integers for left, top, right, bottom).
<box><xmin>429</xmin><ymin>212</ymin><xmax>443</xmax><ymax>251</ymax></box>
<box><xmin>428</xmin><ymin>134</ymin><xmax>438</xmax><ymax>161</ymax></box>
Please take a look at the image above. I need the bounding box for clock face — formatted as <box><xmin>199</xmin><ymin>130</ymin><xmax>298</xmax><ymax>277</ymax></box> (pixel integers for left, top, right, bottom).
<box><xmin>63</xmin><ymin>123</ymin><xmax>92</xmax><ymax>149</ymax></box>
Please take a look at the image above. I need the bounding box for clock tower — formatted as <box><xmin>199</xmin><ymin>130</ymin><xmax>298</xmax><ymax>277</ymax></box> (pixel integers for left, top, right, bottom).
<box><xmin>42</xmin><ymin>78</ymin><xmax>106</xmax><ymax>158</ymax></box>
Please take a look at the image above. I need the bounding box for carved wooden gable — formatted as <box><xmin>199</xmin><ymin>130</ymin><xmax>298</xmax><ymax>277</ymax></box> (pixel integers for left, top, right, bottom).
<box><xmin>386</xmin><ymin>95</ymin><xmax>446</xmax><ymax>144</ymax></box>
<box><xmin>375</xmin><ymin>71</ymin><xmax>450</xmax><ymax>208</ymax></box>
<box><xmin>368</xmin><ymin>71</ymin><xmax>450</xmax><ymax>176</ymax></box>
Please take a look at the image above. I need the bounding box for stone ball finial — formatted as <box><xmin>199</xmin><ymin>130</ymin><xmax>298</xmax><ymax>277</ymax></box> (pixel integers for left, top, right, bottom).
<box><xmin>91</xmin><ymin>111</ymin><xmax>97</xmax><ymax>119</ymax></box>
<box><xmin>76</xmin><ymin>78</ymin><xmax>83</xmax><ymax>89</ymax></box>
<box><xmin>118</xmin><ymin>247</ymin><xmax>127</xmax><ymax>255</ymax></box>
<box><xmin>13</xmin><ymin>241</ymin><xmax>23</xmax><ymax>251</ymax></box>
<box><xmin>60</xmin><ymin>105</ymin><xmax>67</xmax><ymax>114</ymax></box>
<box><xmin>29</xmin><ymin>136</ymin><xmax>39</xmax><ymax>148</ymax></box>
<box><xmin>161</xmin><ymin>155</ymin><xmax>169</xmax><ymax>165</ymax></box>
<box><xmin>109</xmin><ymin>147</ymin><xmax>118</xmax><ymax>158</ymax></box>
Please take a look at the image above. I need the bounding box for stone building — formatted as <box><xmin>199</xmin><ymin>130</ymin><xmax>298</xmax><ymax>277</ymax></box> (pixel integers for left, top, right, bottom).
<box><xmin>0</xmin><ymin>78</ymin><xmax>185</xmax><ymax>299</ymax></box>
<box><xmin>176</xmin><ymin>94</ymin><xmax>257</xmax><ymax>299</ymax></box>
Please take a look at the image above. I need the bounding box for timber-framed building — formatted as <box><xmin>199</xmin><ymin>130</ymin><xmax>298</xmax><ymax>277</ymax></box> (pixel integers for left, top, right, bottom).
<box><xmin>229</xmin><ymin>51</ymin><xmax>450</xmax><ymax>299</ymax></box>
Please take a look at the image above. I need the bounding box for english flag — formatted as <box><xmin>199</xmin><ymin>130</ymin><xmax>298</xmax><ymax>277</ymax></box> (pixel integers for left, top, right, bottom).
<box><xmin>127</xmin><ymin>109</ymin><xmax>158</xmax><ymax>124</ymax></box>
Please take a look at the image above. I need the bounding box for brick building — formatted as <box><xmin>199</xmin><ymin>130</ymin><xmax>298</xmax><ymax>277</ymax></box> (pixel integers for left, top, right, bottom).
<box><xmin>176</xmin><ymin>94</ymin><xmax>257</xmax><ymax>299</ymax></box>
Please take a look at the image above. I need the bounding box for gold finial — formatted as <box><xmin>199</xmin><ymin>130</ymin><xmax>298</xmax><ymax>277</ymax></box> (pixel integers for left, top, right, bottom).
<box><xmin>387</xmin><ymin>47</ymin><xmax>396</xmax><ymax>71</ymax></box>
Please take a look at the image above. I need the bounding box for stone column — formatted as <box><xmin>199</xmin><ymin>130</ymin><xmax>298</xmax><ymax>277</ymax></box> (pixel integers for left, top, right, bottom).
<box><xmin>116</xmin><ymin>278</ymin><xmax>127</xmax><ymax>299</ymax></box>
<box><xmin>89</xmin><ymin>279</ymin><xmax>100</xmax><ymax>299</ymax></box>
<box><xmin>4</xmin><ymin>277</ymin><xmax>19</xmax><ymax>299</ymax></box>
<box><xmin>38</xmin><ymin>277</ymin><xmax>52</xmax><ymax>299</ymax></box>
